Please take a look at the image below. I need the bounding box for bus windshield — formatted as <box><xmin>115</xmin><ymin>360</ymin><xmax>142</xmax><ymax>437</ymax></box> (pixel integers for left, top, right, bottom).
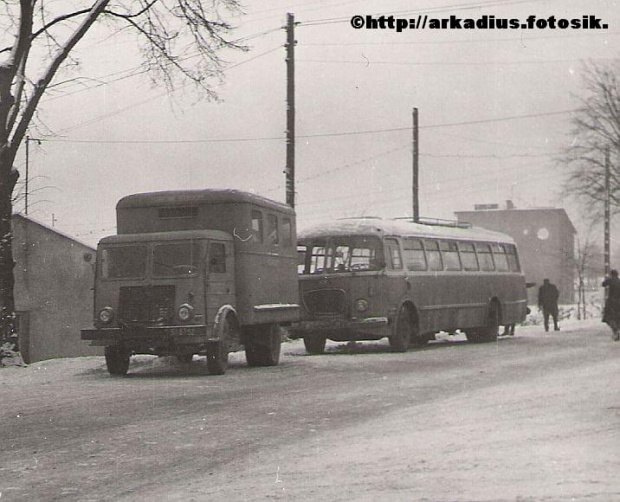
<box><xmin>299</xmin><ymin>236</ymin><xmax>383</xmax><ymax>274</ymax></box>
<box><xmin>100</xmin><ymin>245</ymin><xmax>147</xmax><ymax>279</ymax></box>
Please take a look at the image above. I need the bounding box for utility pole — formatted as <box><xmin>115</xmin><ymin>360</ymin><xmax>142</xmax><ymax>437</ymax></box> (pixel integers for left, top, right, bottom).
<box><xmin>605</xmin><ymin>146</ymin><xmax>611</xmax><ymax>277</ymax></box>
<box><xmin>25</xmin><ymin>135</ymin><xmax>30</xmax><ymax>215</ymax></box>
<box><xmin>285</xmin><ymin>13</ymin><xmax>296</xmax><ymax>209</ymax></box>
<box><xmin>412</xmin><ymin>108</ymin><xmax>419</xmax><ymax>222</ymax></box>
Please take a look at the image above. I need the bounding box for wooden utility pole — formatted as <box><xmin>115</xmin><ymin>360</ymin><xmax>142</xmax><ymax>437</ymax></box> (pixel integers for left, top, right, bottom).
<box><xmin>25</xmin><ymin>136</ymin><xmax>30</xmax><ymax>215</ymax></box>
<box><xmin>285</xmin><ymin>13</ymin><xmax>296</xmax><ymax>208</ymax></box>
<box><xmin>412</xmin><ymin>108</ymin><xmax>419</xmax><ymax>222</ymax></box>
<box><xmin>605</xmin><ymin>146</ymin><xmax>611</xmax><ymax>277</ymax></box>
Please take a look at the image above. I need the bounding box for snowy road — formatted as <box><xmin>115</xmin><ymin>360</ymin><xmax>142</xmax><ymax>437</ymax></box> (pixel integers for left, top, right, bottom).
<box><xmin>1</xmin><ymin>320</ymin><xmax>620</xmax><ymax>501</ymax></box>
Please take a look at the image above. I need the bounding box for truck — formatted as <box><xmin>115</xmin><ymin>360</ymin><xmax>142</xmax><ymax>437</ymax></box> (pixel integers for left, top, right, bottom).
<box><xmin>81</xmin><ymin>189</ymin><xmax>299</xmax><ymax>376</ymax></box>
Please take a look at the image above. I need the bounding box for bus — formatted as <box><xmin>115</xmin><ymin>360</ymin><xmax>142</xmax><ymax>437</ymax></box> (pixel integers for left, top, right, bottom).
<box><xmin>291</xmin><ymin>217</ymin><xmax>527</xmax><ymax>353</ymax></box>
<box><xmin>81</xmin><ymin>189</ymin><xmax>299</xmax><ymax>376</ymax></box>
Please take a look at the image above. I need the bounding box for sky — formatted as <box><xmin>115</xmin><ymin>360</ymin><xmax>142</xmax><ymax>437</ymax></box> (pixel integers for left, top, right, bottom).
<box><xmin>11</xmin><ymin>0</ymin><xmax>620</xmax><ymax>248</ymax></box>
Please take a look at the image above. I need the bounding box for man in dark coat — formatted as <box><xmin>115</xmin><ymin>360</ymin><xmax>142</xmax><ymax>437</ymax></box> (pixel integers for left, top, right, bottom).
<box><xmin>602</xmin><ymin>269</ymin><xmax>620</xmax><ymax>340</ymax></box>
<box><xmin>538</xmin><ymin>278</ymin><xmax>560</xmax><ymax>332</ymax></box>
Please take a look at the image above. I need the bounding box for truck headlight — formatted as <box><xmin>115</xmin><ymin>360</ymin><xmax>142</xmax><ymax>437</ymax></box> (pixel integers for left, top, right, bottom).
<box><xmin>354</xmin><ymin>299</ymin><xmax>369</xmax><ymax>312</ymax></box>
<box><xmin>178</xmin><ymin>304</ymin><xmax>194</xmax><ymax>322</ymax></box>
<box><xmin>98</xmin><ymin>307</ymin><xmax>114</xmax><ymax>324</ymax></box>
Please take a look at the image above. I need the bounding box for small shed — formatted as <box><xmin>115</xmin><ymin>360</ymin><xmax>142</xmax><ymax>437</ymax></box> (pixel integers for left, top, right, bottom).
<box><xmin>12</xmin><ymin>214</ymin><xmax>101</xmax><ymax>363</ymax></box>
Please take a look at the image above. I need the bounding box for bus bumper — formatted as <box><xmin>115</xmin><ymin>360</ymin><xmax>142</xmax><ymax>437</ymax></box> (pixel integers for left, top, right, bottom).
<box><xmin>289</xmin><ymin>316</ymin><xmax>389</xmax><ymax>339</ymax></box>
<box><xmin>81</xmin><ymin>325</ymin><xmax>207</xmax><ymax>347</ymax></box>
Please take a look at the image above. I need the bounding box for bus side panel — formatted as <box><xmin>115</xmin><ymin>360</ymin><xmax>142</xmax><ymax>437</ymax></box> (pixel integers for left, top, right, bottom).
<box><xmin>234</xmin><ymin>251</ymin><xmax>299</xmax><ymax>326</ymax></box>
<box><xmin>410</xmin><ymin>273</ymin><xmax>489</xmax><ymax>333</ymax></box>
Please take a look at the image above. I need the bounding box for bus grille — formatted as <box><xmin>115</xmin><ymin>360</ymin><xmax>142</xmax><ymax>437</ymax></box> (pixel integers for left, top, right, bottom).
<box><xmin>304</xmin><ymin>289</ymin><xmax>346</xmax><ymax>315</ymax></box>
<box><xmin>119</xmin><ymin>285</ymin><xmax>175</xmax><ymax>323</ymax></box>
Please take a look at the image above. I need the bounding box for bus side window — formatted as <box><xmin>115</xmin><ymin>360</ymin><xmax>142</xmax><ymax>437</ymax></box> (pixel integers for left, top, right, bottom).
<box><xmin>310</xmin><ymin>246</ymin><xmax>329</xmax><ymax>274</ymax></box>
<box><xmin>506</xmin><ymin>245</ymin><xmax>521</xmax><ymax>272</ymax></box>
<box><xmin>404</xmin><ymin>238</ymin><xmax>427</xmax><ymax>271</ymax></box>
<box><xmin>267</xmin><ymin>214</ymin><xmax>279</xmax><ymax>245</ymax></box>
<box><xmin>440</xmin><ymin>240</ymin><xmax>461</xmax><ymax>271</ymax></box>
<box><xmin>476</xmin><ymin>243</ymin><xmax>495</xmax><ymax>271</ymax></box>
<box><xmin>424</xmin><ymin>240</ymin><xmax>443</xmax><ymax>271</ymax></box>
<box><xmin>209</xmin><ymin>242</ymin><xmax>227</xmax><ymax>274</ymax></box>
<box><xmin>459</xmin><ymin>242</ymin><xmax>479</xmax><ymax>271</ymax></box>
<box><xmin>282</xmin><ymin>218</ymin><xmax>293</xmax><ymax>247</ymax></box>
<box><xmin>251</xmin><ymin>210</ymin><xmax>263</xmax><ymax>243</ymax></box>
<box><xmin>385</xmin><ymin>238</ymin><xmax>402</xmax><ymax>270</ymax></box>
<box><xmin>491</xmin><ymin>244</ymin><xmax>509</xmax><ymax>271</ymax></box>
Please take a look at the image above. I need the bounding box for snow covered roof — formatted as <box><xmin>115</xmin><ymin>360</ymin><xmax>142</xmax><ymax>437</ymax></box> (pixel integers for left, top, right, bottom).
<box><xmin>298</xmin><ymin>217</ymin><xmax>516</xmax><ymax>244</ymax></box>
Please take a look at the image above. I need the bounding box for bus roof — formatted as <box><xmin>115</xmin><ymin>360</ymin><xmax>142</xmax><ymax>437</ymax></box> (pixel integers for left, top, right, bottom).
<box><xmin>117</xmin><ymin>189</ymin><xmax>295</xmax><ymax>214</ymax></box>
<box><xmin>298</xmin><ymin>218</ymin><xmax>516</xmax><ymax>245</ymax></box>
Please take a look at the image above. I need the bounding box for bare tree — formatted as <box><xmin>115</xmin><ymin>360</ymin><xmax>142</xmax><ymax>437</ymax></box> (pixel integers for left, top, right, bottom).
<box><xmin>0</xmin><ymin>0</ymin><xmax>244</xmax><ymax>365</ymax></box>
<box><xmin>563</xmin><ymin>61</ymin><xmax>620</xmax><ymax>219</ymax></box>
<box><xmin>573</xmin><ymin>231</ymin><xmax>604</xmax><ymax>320</ymax></box>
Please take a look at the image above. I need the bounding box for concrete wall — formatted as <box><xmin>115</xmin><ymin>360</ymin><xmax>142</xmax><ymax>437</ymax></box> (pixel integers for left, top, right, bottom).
<box><xmin>455</xmin><ymin>208</ymin><xmax>575</xmax><ymax>304</ymax></box>
<box><xmin>12</xmin><ymin>215</ymin><xmax>101</xmax><ymax>363</ymax></box>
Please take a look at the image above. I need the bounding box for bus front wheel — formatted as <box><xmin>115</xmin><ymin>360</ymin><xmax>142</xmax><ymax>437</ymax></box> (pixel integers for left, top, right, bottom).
<box><xmin>389</xmin><ymin>306</ymin><xmax>412</xmax><ymax>352</ymax></box>
<box><xmin>245</xmin><ymin>324</ymin><xmax>282</xmax><ymax>367</ymax></box>
<box><xmin>303</xmin><ymin>336</ymin><xmax>326</xmax><ymax>355</ymax></box>
<box><xmin>105</xmin><ymin>346</ymin><xmax>130</xmax><ymax>376</ymax></box>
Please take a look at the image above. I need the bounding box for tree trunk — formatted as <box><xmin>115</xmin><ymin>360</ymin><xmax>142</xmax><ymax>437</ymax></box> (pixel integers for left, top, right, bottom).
<box><xmin>0</xmin><ymin>150</ymin><xmax>20</xmax><ymax>365</ymax></box>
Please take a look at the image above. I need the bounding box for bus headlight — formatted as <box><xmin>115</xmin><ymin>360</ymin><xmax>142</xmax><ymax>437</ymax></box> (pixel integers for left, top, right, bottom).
<box><xmin>354</xmin><ymin>299</ymin><xmax>369</xmax><ymax>312</ymax></box>
<box><xmin>98</xmin><ymin>307</ymin><xmax>114</xmax><ymax>324</ymax></box>
<box><xmin>178</xmin><ymin>303</ymin><xmax>194</xmax><ymax>322</ymax></box>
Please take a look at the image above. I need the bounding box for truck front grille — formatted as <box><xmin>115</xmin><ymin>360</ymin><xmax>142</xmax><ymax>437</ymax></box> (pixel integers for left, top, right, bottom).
<box><xmin>119</xmin><ymin>285</ymin><xmax>175</xmax><ymax>323</ymax></box>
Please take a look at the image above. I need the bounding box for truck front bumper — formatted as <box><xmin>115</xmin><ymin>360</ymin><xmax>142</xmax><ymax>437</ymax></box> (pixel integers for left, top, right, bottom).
<box><xmin>81</xmin><ymin>325</ymin><xmax>207</xmax><ymax>347</ymax></box>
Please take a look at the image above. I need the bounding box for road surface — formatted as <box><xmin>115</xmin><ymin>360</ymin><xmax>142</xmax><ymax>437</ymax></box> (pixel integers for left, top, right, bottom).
<box><xmin>1</xmin><ymin>320</ymin><xmax>619</xmax><ymax>501</ymax></box>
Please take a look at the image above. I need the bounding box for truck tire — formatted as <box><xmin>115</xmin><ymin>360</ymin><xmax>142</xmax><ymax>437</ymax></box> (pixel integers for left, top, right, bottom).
<box><xmin>303</xmin><ymin>336</ymin><xmax>326</xmax><ymax>355</ymax></box>
<box><xmin>246</xmin><ymin>324</ymin><xmax>282</xmax><ymax>367</ymax></box>
<box><xmin>207</xmin><ymin>314</ymin><xmax>236</xmax><ymax>375</ymax></box>
<box><xmin>105</xmin><ymin>346</ymin><xmax>130</xmax><ymax>376</ymax></box>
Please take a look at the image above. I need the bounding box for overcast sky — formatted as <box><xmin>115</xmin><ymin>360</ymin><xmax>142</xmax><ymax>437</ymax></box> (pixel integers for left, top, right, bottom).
<box><xmin>15</xmin><ymin>0</ymin><xmax>620</xmax><ymax>248</ymax></box>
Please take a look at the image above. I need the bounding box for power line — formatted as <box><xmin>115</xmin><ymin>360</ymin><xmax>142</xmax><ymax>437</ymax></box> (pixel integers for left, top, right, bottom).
<box><xmin>296</xmin><ymin>57</ymin><xmax>616</xmax><ymax>67</ymax></box>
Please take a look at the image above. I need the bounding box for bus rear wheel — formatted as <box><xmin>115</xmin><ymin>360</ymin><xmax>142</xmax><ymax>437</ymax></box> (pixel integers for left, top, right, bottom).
<box><xmin>389</xmin><ymin>306</ymin><xmax>412</xmax><ymax>352</ymax></box>
<box><xmin>303</xmin><ymin>336</ymin><xmax>326</xmax><ymax>355</ymax></box>
<box><xmin>105</xmin><ymin>346</ymin><xmax>130</xmax><ymax>376</ymax></box>
<box><xmin>468</xmin><ymin>303</ymin><xmax>500</xmax><ymax>343</ymax></box>
<box><xmin>245</xmin><ymin>324</ymin><xmax>282</xmax><ymax>367</ymax></box>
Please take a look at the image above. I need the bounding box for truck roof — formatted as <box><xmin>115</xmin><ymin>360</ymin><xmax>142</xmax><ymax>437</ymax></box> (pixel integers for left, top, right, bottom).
<box><xmin>99</xmin><ymin>229</ymin><xmax>232</xmax><ymax>244</ymax></box>
<box><xmin>117</xmin><ymin>189</ymin><xmax>295</xmax><ymax>215</ymax></box>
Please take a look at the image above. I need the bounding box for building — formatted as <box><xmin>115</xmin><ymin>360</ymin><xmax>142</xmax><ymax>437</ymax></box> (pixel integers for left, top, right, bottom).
<box><xmin>455</xmin><ymin>203</ymin><xmax>576</xmax><ymax>304</ymax></box>
<box><xmin>12</xmin><ymin>214</ymin><xmax>101</xmax><ymax>363</ymax></box>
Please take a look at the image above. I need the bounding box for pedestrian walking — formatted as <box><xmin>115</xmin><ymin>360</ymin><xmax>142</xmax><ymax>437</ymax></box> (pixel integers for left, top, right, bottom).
<box><xmin>602</xmin><ymin>269</ymin><xmax>620</xmax><ymax>341</ymax></box>
<box><xmin>538</xmin><ymin>278</ymin><xmax>560</xmax><ymax>332</ymax></box>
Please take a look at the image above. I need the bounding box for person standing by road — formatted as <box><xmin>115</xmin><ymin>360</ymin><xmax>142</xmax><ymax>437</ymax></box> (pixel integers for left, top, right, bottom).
<box><xmin>602</xmin><ymin>269</ymin><xmax>620</xmax><ymax>341</ymax></box>
<box><xmin>538</xmin><ymin>278</ymin><xmax>560</xmax><ymax>332</ymax></box>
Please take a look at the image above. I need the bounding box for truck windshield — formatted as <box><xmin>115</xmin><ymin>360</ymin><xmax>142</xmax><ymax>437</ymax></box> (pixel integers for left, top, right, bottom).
<box><xmin>299</xmin><ymin>237</ymin><xmax>383</xmax><ymax>274</ymax></box>
<box><xmin>153</xmin><ymin>242</ymin><xmax>202</xmax><ymax>277</ymax></box>
<box><xmin>100</xmin><ymin>246</ymin><xmax>147</xmax><ymax>279</ymax></box>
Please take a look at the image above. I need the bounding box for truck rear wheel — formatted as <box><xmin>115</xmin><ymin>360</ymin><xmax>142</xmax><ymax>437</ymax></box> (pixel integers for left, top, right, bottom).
<box><xmin>245</xmin><ymin>324</ymin><xmax>282</xmax><ymax>367</ymax></box>
<box><xmin>104</xmin><ymin>346</ymin><xmax>130</xmax><ymax>376</ymax></box>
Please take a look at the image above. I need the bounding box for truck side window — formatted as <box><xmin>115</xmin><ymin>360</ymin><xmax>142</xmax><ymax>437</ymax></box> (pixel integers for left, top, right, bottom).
<box><xmin>251</xmin><ymin>210</ymin><xmax>263</xmax><ymax>243</ymax></box>
<box><xmin>267</xmin><ymin>214</ymin><xmax>279</xmax><ymax>245</ymax></box>
<box><xmin>209</xmin><ymin>243</ymin><xmax>226</xmax><ymax>273</ymax></box>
